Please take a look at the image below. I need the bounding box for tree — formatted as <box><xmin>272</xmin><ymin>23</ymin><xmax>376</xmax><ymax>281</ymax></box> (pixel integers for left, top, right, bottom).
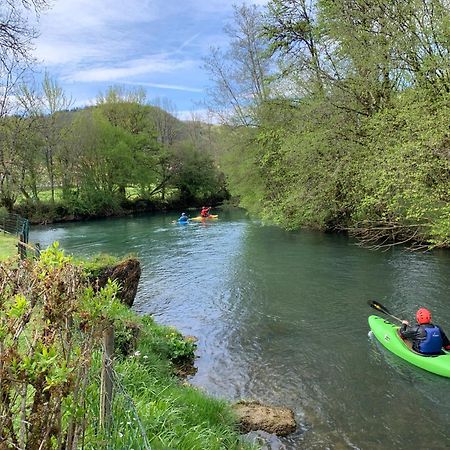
<box><xmin>64</xmin><ymin>109</ymin><xmax>140</xmax><ymax>213</ymax></box>
<box><xmin>95</xmin><ymin>86</ymin><xmax>160</xmax><ymax>201</ymax></box>
<box><xmin>0</xmin><ymin>1</ymin><xmax>51</xmax><ymax>209</ymax></box>
<box><xmin>96</xmin><ymin>85</ymin><xmax>148</xmax><ymax>133</ymax></box>
<box><xmin>169</xmin><ymin>143</ymin><xmax>227</xmax><ymax>204</ymax></box>
<box><xmin>18</xmin><ymin>74</ymin><xmax>73</xmax><ymax>203</ymax></box>
<box><xmin>151</xmin><ymin>97</ymin><xmax>180</xmax><ymax>147</ymax></box>
<box><xmin>0</xmin><ymin>0</ymin><xmax>50</xmax><ymax>117</ymax></box>
<box><xmin>263</xmin><ymin>0</ymin><xmax>324</xmax><ymax>93</ymax></box>
<box><xmin>204</xmin><ymin>3</ymin><xmax>272</xmax><ymax>125</ymax></box>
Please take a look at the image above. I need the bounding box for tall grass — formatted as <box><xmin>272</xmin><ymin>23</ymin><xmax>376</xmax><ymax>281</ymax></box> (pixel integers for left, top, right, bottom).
<box><xmin>84</xmin><ymin>316</ymin><xmax>257</xmax><ymax>450</ymax></box>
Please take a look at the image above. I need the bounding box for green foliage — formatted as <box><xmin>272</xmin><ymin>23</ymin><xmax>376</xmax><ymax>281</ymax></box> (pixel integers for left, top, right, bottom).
<box><xmin>137</xmin><ymin>316</ymin><xmax>196</xmax><ymax>364</ymax></box>
<box><xmin>0</xmin><ymin>243</ymin><xmax>127</xmax><ymax>448</ymax></box>
<box><xmin>349</xmin><ymin>91</ymin><xmax>450</xmax><ymax>246</ymax></box>
<box><xmin>216</xmin><ymin>0</ymin><xmax>450</xmax><ymax>248</ymax></box>
<box><xmin>170</xmin><ymin>143</ymin><xmax>228</xmax><ymax>204</ymax></box>
<box><xmin>165</xmin><ymin>331</ymin><xmax>196</xmax><ymax>362</ymax></box>
<box><xmin>79</xmin><ymin>253</ymin><xmax>121</xmax><ymax>278</ymax></box>
<box><xmin>219</xmin><ymin>126</ymin><xmax>267</xmax><ymax>214</ymax></box>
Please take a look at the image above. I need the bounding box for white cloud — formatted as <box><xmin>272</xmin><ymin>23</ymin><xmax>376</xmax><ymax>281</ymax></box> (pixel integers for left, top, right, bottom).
<box><xmin>35</xmin><ymin>0</ymin><xmax>164</xmax><ymax>66</ymax></box>
<box><xmin>31</xmin><ymin>0</ymin><xmax>266</xmax><ymax>111</ymax></box>
<box><xmin>123</xmin><ymin>81</ymin><xmax>203</xmax><ymax>93</ymax></box>
<box><xmin>41</xmin><ymin>0</ymin><xmax>161</xmax><ymax>32</ymax></box>
<box><xmin>183</xmin><ymin>0</ymin><xmax>268</xmax><ymax>15</ymax></box>
<box><xmin>66</xmin><ymin>56</ymin><xmax>195</xmax><ymax>82</ymax></box>
<box><xmin>35</xmin><ymin>42</ymin><xmax>107</xmax><ymax>65</ymax></box>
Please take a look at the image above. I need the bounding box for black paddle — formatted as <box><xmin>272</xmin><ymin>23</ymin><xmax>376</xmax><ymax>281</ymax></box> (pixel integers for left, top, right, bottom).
<box><xmin>368</xmin><ymin>300</ymin><xmax>404</xmax><ymax>324</ymax></box>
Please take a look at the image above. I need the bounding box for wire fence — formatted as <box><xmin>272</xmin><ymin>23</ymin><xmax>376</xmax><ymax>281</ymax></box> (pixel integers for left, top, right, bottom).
<box><xmin>94</xmin><ymin>326</ymin><xmax>152</xmax><ymax>450</ymax></box>
<box><xmin>105</xmin><ymin>363</ymin><xmax>153</xmax><ymax>450</ymax></box>
<box><xmin>0</xmin><ymin>213</ymin><xmax>41</xmax><ymax>259</ymax></box>
<box><xmin>0</xmin><ymin>213</ymin><xmax>30</xmax><ymax>243</ymax></box>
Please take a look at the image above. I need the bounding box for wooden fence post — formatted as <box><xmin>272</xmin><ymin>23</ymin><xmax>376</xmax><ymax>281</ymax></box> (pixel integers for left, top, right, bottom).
<box><xmin>100</xmin><ymin>323</ymin><xmax>114</xmax><ymax>432</ymax></box>
<box><xmin>18</xmin><ymin>234</ymin><xmax>26</xmax><ymax>260</ymax></box>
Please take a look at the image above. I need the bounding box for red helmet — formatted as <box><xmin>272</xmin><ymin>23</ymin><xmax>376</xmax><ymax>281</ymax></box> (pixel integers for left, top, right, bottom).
<box><xmin>416</xmin><ymin>308</ymin><xmax>431</xmax><ymax>324</ymax></box>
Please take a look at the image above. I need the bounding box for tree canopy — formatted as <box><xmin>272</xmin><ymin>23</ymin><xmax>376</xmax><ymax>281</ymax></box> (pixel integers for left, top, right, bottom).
<box><xmin>204</xmin><ymin>0</ymin><xmax>450</xmax><ymax>248</ymax></box>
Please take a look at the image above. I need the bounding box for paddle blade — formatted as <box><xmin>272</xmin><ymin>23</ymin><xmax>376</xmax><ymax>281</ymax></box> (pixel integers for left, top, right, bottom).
<box><xmin>368</xmin><ymin>300</ymin><xmax>392</xmax><ymax>316</ymax></box>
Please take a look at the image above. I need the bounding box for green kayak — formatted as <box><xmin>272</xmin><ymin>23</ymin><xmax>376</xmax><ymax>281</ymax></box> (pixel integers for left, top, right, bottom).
<box><xmin>368</xmin><ymin>315</ymin><xmax>450</xmax><ymax>378</ymax></box>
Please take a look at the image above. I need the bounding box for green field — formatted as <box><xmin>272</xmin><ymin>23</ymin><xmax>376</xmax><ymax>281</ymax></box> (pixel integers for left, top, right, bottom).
<box><xmin>0</xmin><ymin>233</ymin><xmax>17</xmax><ymax>261</ymax></box>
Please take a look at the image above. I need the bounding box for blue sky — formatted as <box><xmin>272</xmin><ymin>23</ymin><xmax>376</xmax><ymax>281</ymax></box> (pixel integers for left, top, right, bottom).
<box><xmin>34</xmin><ymin>0</ymin><xmax>267</xmax><ymax>120</ymax></box>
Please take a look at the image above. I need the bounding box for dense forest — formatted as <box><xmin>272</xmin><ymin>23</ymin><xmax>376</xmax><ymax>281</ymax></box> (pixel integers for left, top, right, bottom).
<box><xmin>1</xmin><ymin>0</ymin><xmax>450</xmax><ymax>248</ymax></box>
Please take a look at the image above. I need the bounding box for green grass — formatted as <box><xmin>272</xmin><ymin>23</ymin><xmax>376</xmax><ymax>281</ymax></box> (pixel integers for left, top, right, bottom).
<box><xmin>84</xmin><ymin>316</ymin><xmax>257</xmax><ymax>450</ymax></box>
<box><xmin>16</xmin><ymin>186</ymin><xmax>173</xmax><ymax>204</ymax></box>
<box><xmin>0</xmin><ymin>233</ymin><xmax>17</xmax><ymax>261</ymax></box>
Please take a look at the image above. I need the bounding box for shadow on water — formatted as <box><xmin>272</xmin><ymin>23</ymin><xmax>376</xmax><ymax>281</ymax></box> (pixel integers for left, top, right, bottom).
<box><xmin>31</xmin><ymin>211</ymin><xmax>450</xmax><ymax>449</ymax></box>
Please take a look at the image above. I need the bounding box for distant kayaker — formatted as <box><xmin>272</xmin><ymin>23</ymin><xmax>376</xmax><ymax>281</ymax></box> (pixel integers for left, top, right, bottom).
<box><xmin>400</xmin><ymin>308</ymin><xmax>450</xmax><ymax>355</ymax></box>
<box><xmin>200</xmin><ymin>206</ymin><xmax>211</xmax><ymax>218</ymax></box>
<box><xmin>178</xmin><ymin>212</ymin><xmax>189</xmax><ymax>223</ymax></box>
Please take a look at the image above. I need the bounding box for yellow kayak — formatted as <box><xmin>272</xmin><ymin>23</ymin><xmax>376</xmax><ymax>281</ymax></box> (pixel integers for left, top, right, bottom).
<box><xmin>190</xmin><ymin>215</ymin><xmax>219</xmax><ymax>221</ymax></box>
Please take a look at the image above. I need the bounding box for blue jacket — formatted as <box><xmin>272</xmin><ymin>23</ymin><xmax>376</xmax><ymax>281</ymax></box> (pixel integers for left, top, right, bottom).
<box><xmin>400</xmin><ymin>323</ymin><xmax>450</xmax><ymax>355</ymax></box>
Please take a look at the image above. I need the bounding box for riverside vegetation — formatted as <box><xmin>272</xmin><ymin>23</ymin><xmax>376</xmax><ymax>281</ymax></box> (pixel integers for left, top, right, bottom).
<box><xmin>0</xmin><ymin>244</ymin><xmax>255</xmax><ymax>450</ymax></box>
<box><xmin>204</xmin><ymin>0</ymin><xmax>450</xmax><ymax>249</ymax></box>
<box><xmin>1</xmin><ymin>1</ymin><xmax>449</xmax><ymax>249</ymax></box>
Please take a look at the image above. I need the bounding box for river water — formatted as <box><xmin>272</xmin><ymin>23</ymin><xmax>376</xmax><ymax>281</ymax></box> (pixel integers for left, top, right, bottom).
<box><xmin>31</xmin><ymin>210</ymin><xmax>450</xmax><ymax>449</ymax></box>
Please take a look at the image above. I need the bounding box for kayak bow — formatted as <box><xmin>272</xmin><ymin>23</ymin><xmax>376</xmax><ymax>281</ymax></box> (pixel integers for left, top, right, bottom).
<box><xmin>368</xmin><ymin>315</ymin><xmax>450</xmax><ymax>378</ymax></box>
<box><xmin>190</xmin><ymin>215</ymin><xmax>219</xmax><ymax>221</ymax></box>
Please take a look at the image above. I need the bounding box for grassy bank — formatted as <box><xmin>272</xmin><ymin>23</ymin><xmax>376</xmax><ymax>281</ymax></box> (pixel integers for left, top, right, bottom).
<box><xmin>86</xmin><ymin>315</ymin><xmax>255</xmax><ymax>449</ymax></box>
<box><xmin>0</xmin><ymin>244</ymin><xmax>255</xmax><ymax>449</ymax></box>
<box><xmin>0</xmin><ymin>233</ymin><xmax>17</xmax><ymax>260</ymax></box>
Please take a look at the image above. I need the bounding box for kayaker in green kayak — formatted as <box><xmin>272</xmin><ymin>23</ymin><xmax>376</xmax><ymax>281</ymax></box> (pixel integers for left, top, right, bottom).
<box><xmin>400</xmin><ymin>308</ymin><xmax>450</xmax><ymax>355</ymax></box>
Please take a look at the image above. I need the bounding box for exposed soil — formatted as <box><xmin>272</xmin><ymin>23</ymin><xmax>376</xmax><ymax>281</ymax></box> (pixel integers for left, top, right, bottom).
<box><xmin>233</xmin><ymin>400</ymin><xmax>296</xmax><ymax>436</ymax></box>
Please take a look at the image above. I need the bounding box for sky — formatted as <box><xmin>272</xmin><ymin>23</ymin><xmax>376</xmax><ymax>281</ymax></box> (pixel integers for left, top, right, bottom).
<box><xmin>33</xmin><ymin>0</ymin><xmax>267</xmax><ymax>120</ymax></box>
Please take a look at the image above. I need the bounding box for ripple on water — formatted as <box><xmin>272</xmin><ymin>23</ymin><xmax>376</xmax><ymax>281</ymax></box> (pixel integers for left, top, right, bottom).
<box><xmin>30</xmin><ymin>213</ymin><xmax>450</xmax><ymax>450</ymax></box>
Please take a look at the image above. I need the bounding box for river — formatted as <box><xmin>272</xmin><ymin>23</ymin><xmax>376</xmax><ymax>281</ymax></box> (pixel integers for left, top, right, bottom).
<box><xmin>31</xmin><ymin>210</ymin><xmax>450</xmax><ymax>449</ymax></box>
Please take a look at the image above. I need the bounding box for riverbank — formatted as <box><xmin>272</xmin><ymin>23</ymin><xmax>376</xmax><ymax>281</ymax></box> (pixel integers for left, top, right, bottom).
<box><xmin>0</xmin><ymin>246</ymin><xmax>257</xmax><ymax>449</ymax></box>
<box><xmin>95</xmin><ymin>314</ymin><xmax>256</xmax><ymax>449</ymax></box>
<box><xmin>12</xmin><ymin>196</ymin><xmax>233</xmax><ymax>226</ymax></box>
<box><xmin>13</xmin><ymin>198</ymin><xmax>169</xmax><ymax>225</ymax></box>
